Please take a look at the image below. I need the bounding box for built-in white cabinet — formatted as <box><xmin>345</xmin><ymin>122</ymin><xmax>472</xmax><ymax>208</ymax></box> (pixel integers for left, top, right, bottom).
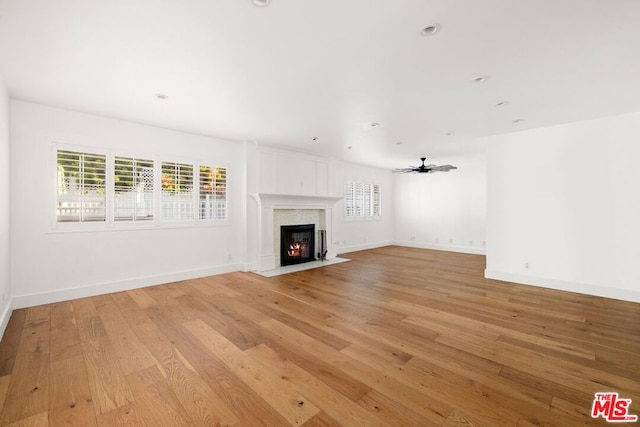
<box><xmin>257</xmin><ymin>150</ymin><xmax>328</xmax><ymax>196</ymax></box>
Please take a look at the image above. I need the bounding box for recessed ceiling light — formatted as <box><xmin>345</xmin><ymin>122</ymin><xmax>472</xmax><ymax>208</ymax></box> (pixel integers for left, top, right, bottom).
<box><xmin>472</xmin><ymin>76</ymin><xmax>488</xmax><ymax>83</ymax></box>
<box><xmin>312</xmin><ymin>137</ymin><xmax>318</xmax><ymax>141</ymax></box>
<box><xmin>347</xmin><ymin>146</ymin><xmax>353</xmax><ymax>150</ymax></box>
<box><xmin>512</xmin><ymin>119</ymin><xmax>524</xmax><ymax>123</ymax></box>
<box><xmin>446</xmin><ymin>132</ymin><xmax>455</xmax><ymax>136</ymax></box>
<box><xmin>396</xmin><ymin>141</ymin><xmax>403</xmax><ymax>145</ymax></box>
<box><xmin>495</xmin><ymin>101</ymin><xmax>508</xmax><ymax>107</ymax></box>
<box><xmin>420</xmin><ymin>23</ymin><xmax>442</xmax><ymax>37</ymax></box>
<box><xmin>155</xmin><ymin>93</ymin><xmax>168</xmax><ymax>100</ymax></box>
<box><xmin>251</xmin><ymin>0</ymin><xmax>271</xmax><ymax>6</ymax></box>
<box><xmin>370</xmin><ymin>122</ymin><xmax>380</xmax><ymax>127</ymax></box>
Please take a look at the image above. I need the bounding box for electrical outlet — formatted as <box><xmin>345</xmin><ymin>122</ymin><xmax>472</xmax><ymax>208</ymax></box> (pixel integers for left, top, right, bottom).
<box><xmin>435</xmin><ymin>238</ymin><xmax>439</xmax><ymax>243</ymax></box>
<box><xmin>228</xmin><ymin>253</ymin><xmax>233</xmax><ymax>261</ymax></box>
<box><xmin>469</xmin><ymin>240</ymin><xmax>473</xmax><ymax>246</ymax></box>
<box><xmin>449</xmin><ymin>238</ymin><xmax>454</xmax><ymax>244</ymax></box>
<box><xmin>524</xmin><ymin>262</ymin><xmax>529</xmax><ymax>269</ymax></box>
<box><xmin>410</xmin><ymin>236</ymin><xmax>415</xmax><ymax>241</ymax></box>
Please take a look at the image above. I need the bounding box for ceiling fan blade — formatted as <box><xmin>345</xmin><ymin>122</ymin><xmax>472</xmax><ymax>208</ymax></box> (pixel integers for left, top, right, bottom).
<box><xmin>430</xmin><ymin>165</ymin><xmax>458</xmax><ymax>172</ymax></box>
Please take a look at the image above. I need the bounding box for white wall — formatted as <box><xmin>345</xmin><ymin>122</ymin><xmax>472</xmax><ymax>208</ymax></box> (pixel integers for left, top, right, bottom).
<box><xmin>393</xmin><ymin>150</ymin><xmax>487</xmax><ymax>255</ymax></box>
<box><xmin>0</xmin><ymin>75</ymin><xmax>11</xmax><ymax>336</ymax></box>
<box><xmin>10</xmin><ymin>101</ymin><xmax>246</xmax><ymax>308</ymax></box>
<box><xmin>329</xmin><ymin>159</ymin><xmax>394</xmax><ymax>254</ymax></box>
<box><xmin>486</xmin><ymin>112</ymin><xmax>640</xmax><ymax>302</ymax></box>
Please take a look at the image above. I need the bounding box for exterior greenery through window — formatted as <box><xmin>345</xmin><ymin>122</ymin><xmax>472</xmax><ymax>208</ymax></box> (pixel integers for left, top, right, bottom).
<box><xmin>345</xmin><ymin>181</ymin><xmax>381</xmax><ymax>218</ymax></box>
<box><xmin>56</xmin><ymin>148</ymin><xmax>227</xmax><ymax>224</ymax></box>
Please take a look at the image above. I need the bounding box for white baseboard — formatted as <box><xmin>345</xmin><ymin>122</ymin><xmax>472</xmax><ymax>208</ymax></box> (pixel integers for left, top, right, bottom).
<box><xmin>0</xmin><ymin>298</ymin><xmax>13</xmax><ymax>342</ymax></box>
<box><xmin>395</xmin><ymin>240</ymin><xmax>487</xmax><ymax>255</ymax></box>
<box><xmin>11</xmin><ymin>263</ymin><xmax>244</xmax><ymax>310</ymax></box>
<box><xmin>485</xmin><ymin>269</ymin><xmax>640</xmax><ymax>303</ymax></box>
<box><xmin>337</xmin><ymin>240</ymin><xmax>394</xmax><ymax>255</ymax></box>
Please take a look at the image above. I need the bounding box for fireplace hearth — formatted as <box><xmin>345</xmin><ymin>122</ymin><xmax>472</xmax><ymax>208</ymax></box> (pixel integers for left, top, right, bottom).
<box><xmin>280</xmin><ymin>224</ymin><xmax>315</xmax><ymax>266</ymax></box>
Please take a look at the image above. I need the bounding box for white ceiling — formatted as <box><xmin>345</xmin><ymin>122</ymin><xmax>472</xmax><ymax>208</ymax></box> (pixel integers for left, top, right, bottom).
<box><xmin>1</xmin><ymin>0</ymin><xmax>639</xmax><ymax>169</ymax></box>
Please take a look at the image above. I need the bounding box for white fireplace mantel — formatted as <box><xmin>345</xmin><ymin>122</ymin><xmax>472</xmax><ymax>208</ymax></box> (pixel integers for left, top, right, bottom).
<box><xmin>251</xmin><ymin>193</ymin><xmax>342</xmax><ymax>271</ymax></box>
<box><xmin>251</xmin><ymin>193</ymin><xmax>342</xmax><ymax>207</ymax></box>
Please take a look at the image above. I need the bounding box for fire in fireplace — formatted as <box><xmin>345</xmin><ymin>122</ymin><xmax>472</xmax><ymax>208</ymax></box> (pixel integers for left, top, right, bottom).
<box><xmin>280</xmin><ymin>224</ymin><xmax>315</xmax><ymax>266</ymax></box>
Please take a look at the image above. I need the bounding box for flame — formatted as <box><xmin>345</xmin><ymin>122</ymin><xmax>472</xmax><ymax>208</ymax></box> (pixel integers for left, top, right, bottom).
<box><xmin>288</xmin><ymin>242</ymin><xmax>304</xmax><ymax>257</ymax></box>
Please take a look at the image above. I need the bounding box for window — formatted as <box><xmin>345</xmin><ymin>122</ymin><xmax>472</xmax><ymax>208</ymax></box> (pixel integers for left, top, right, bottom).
<box><xmin>57</xmin><ymin>150</ymin><xmax>106</xmax><ymax>222</ymax></box>
<box><xmin>54</xmin><ymin>146</ymin><xmax>228</xmax><ymax>228</ymax></box>
<box><xmin>345</xmin><ymin>181</ymin><xmax>381</xmax><ymax>218</ymax></box>
<box><xmin>114</xmin><ymin>156</ymin><xmax>154</xmax><ymax>221</ymax></box>
<box><xmin>161</xmin><ymin>162</ymin><xmax>194</xmax><ymax>221</ymax></box>
<box><xmin>199</xmin><ymin>165</ymin><xmax>227</xmax><ymax>220</ymax></box>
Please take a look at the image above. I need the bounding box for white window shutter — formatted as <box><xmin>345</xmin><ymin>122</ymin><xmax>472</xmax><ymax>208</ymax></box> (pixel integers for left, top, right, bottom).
<box><xmin>161</xmin><ymin>161</ymin><xmax>194</xmax><ymax>221</ymax></box>
<box><xmin>114</xmin><ymin>157</ymin><xmax>154</xmax><ymax>221</ymax></box>
<box><xmin>199</xmin><ymin>165</ymin><xmax>227</xmax><ymax>219</ymax></box>
<box><xmin>57</xmin><ymin>149</ymin><xmax>106</xmax><ymax>222</ymax></box>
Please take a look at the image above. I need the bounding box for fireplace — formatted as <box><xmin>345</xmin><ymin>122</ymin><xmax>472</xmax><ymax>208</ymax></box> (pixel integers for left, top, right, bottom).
<box><xmin>280</xmin><ymin>224</ymin><xmax>315</xmax><ymax>266</ymax></box>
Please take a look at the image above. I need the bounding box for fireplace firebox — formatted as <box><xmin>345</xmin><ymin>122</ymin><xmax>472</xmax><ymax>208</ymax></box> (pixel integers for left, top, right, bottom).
<box><xmin>280</xmin><ymin>224</ymin><xmax>315</xmax><ymax>266</ymax></box>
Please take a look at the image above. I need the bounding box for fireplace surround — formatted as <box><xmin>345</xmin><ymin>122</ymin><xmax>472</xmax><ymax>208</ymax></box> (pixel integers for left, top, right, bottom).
<box><xmin>250</xmin><ymin>193</ymin><xmax>342</xmax><ymax>271</ymax></box>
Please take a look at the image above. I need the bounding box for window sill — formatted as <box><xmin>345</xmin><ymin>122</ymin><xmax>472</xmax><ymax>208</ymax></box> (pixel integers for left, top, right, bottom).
<box><xmin>49</xmin><ymin>220</ymin><xmax>231</xmax><ymax>234</ymax></box>
<box><xmin>344</xmin><ymin>216</ymin><xmax>383</xmax><ymax>222</ymax></box>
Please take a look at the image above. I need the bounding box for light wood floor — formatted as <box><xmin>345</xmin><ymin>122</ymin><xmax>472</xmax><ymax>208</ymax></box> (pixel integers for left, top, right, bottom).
<box><xmin>0</xmin><ymin>246</ymin><xmax>638</xmax><ymax>426</ymax></box>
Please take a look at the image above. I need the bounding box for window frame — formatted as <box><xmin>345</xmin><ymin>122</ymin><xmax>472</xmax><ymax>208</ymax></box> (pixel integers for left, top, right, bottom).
<box><xmin>52</xmin><ymin>143</ymin><xmax>230</xmax><ymax>232</ymax></box>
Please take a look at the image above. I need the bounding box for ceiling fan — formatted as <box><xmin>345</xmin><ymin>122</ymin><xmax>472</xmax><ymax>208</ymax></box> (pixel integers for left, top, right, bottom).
<box><xmin>393</xmin><ymin>157</ymin><xmax>458</xmax><ymax>174</ymax></box>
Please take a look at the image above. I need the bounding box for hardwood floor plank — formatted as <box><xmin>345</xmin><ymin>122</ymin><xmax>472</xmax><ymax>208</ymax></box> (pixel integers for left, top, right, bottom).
<box><xmin>124</xmin><ymin>366</ymin><xmax>194</xmax><ymax>426</ymax></box>
<box><xmin>0</xmin><ymin>310</ymin><xmax>27</xmax><ymax>376</ymax></box>
<box><xmin>258</xmin><ymin>325</ymin><xmax>374</xmax><ymax>403</ymax></box>
<box><xmin>339</xmin><ymin>343</ymin><xmax>410</xmax><ymax>373</ymax></box>
<box><xmin>72</xmin><ymin>298</ymin><xmax>107</xmax><ymax>341</ymax></box>
<box><xmin>259</xmin><ymin>316</ymin><xmax>451</xmax><ymax>424</ymax></box>
<box><xmin>49</xmin><ymin>301</ymin><xmax>83</xmax><ymax>363</ymax></box>
<box><xmin>94</xmin><ymin>295</ymin><xmax>155</xmax><ymax>375</ymax></box>
<box><xmin>404</xmin><ymin>355</ymin><xmax>552</xmax><ymax>411</ymax></box>
<box><xmin>177</xmin><ymin>294</ymin><xmax>264</xmax><ymax>351</ymax></box>
<box><xmin>49</xmin><ymin>355</ymin><xmax>97</xmax><ymax>427</ymax></box>
<box><xmin>145</xmin><ymin>305</ymin><xmax>291</xmax><ymax>426</ymax></box>
<box><xmin>116</xmin><ymin>291</ymin><xmax>239</xmax><ymax>426</ymax></box>
<box><xmin>5</xmin><ymin>411</ymin><xmax>49</xmax><ymax>427</ymax></box>
<box><xmin>300</xmin><ymin>411</ymin><xmax>342</xmax><ymax>427</ymax></box>
<box><xmin>239</xmin><ymin>291</ymin><xmax>351</xmax><ymax>350</ymax></box>
<box><xmin>386</xmin><ymin>358</ymin><xmax>521</xmax><ymax>427</ymax></box>
<box><xmin>96</xmin><ymin>402</ymin><xmax>146</xmax><ymax>426</ymax></box>
<box><xmin>184</xmin><ymin>319</ymin><xmax>321</xmax><ymax>426</ymax></box>
<box><xmin>0</xmin><ymin>306</ymin><xmax>51</xmax><ymax>425</ymax></box>
<box><xmin>441</xmin><ymin>410</ymin><xmax>478</xmax><ymax>426</ymax></box>
<box><xmin>80</xmin><ymin>335</ymin><xmax>134</xmax><ymax>416</ymax></box>
<box><xmin>125</xmin><ymin>288</ymin><xmax>158</xmax><ymax>310</ymax></box>
<box><xmin>437</xmin><ymin>333</ymin><xmax>640</xmax><ymax>399</ymax></box>
<box><xmin>358</xmin><ymin>389</ymin><xmax>440</xmax><ymax>427</ymax></box>
<box><xmin>498</xmin><ymin>364</ymin><xmax>593</xmax><ymax>408</ymax></box>
<box><xmin>0</xmin><ymin>374</ymin><xmax>11</xmax><ymax>415</ymax></box>
<box><xmin>246</xmin><ymin>343</ymin><xmax>383</xmax><ymax>426</ymax></box>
